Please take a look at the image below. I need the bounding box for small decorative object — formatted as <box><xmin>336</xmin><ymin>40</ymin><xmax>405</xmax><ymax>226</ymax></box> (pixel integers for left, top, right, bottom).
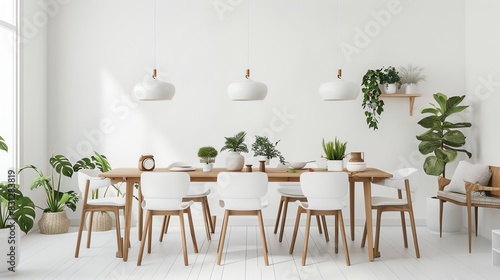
<box><xmin>416</xmin><ymin>93</ymin><xmax>472</xmax><ymax>177</ymax></box>
<box><xmin>251</xmin><ymin>135</ymin><xmax>286</xmax><ymax>165</ymax></box>
<box><xmin>346</xmin><ymin>152</ymin><xmax>367</xmax><ymax>172</ymax></box>
<box><xmin>138</xmin><ymin>154</ymin><xmax>155</xmax><ymax>171</ymax></box>
<box><xmin>379</xmin><ymin>66</ymin><xmax>401</xmax><ymax>94</ymax></box>
<box><xmin>198</xmin><ymin>146</ymin><xmax>218</xmax><ymax>172</ymax></box>
<box><xmin>245</xmin><ymin>164</ymin><xmax>253</xmax><ymax>172</ymax></box>
<box><xmin>399</xmin><ymin>64</ymin><xmax>426</xmax><ymax>94</ymax></box>
<box><xmin>259</xmin><ymin>160</ymin><xmax>266</xmax><ymax>172</ymax></box>
<box><xmin>322</xmin><ymin>137</ymin><xmax>347</xmax><ymax>171</ymax></box>
<box><xmin>220</xmin><ymin>131</ymin><xmax>248</xmax><ymax>171</ymax></box>
<box><xmin>361</xmin><ymin>68</ymin><xmax>384</xmax><ymax>130</ymax></box>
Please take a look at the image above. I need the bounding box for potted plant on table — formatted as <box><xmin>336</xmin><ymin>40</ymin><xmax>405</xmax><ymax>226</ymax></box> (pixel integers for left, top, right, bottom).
<box><xmin>322</xmin><ymin>137</ymin><xmax>347</xmax><ymax>171</ymax></box>
<box><xmin>379</xmin><ymin>66</ymin><xmax>401</xmax><ymax>94</ymax></box>
<box><xmin>251</xmin><ymin>135</ymin><xmax>286</xmax><ymax>165</ymax></box>
<box><xmin>220</xmin><ymin>131</ymin><xmax>248</xmax><ymax>171</ymax></box>
<box><xmin>19</xmin><ymin>154</ymin><xmax>81</xmax><ymax>234</ymax></box>
<box><xmin>198</xmin><ymin>146</ymin><xmax>218</xmax><ymax>172</ymax></box>
<box><xmin>399</xmin><ymin>64</ymin><xmax>426</xmax><ymax>94</ymax></box>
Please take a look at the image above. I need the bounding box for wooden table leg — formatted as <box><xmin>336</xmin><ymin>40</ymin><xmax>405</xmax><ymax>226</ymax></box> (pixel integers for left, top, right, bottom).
<box><xmin>349</xmin><ymin>181</ymin><xmax>355</xmax><ymax>241</ymax></box>
<box><xmin>138</xmin><ymin>183</ymin><xmax>143</xmax><ymax>241</ymax></box>
<box><xmin>123</xmin><ymin>179</ymin><xmax>134</xmax><ymax>262</ymax></box>
<box><xmin>363</xmin><ymin>179</ymin><xmax>375</xmax><ymax>261</ymax></box>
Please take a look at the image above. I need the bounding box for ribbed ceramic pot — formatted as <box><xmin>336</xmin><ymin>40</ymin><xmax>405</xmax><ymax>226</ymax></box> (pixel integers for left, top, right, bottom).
<box><xmin>38</xmin><ymin>211</ymin><xmax>70</xmax><ymax>234</ymax></box>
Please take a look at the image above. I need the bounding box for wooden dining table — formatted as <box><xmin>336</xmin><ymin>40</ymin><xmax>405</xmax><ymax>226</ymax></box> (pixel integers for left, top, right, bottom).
<box><xmin>99</xmin><ymin>167</ymin><xmax>392</xmax><ymax>262</ymax></box>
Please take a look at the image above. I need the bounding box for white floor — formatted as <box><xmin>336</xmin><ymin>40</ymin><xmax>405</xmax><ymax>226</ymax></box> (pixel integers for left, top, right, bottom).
<box><xmin>9</xmin><ymin>223</ymin><xmax>500</xmax><ymax>280</ymax></box>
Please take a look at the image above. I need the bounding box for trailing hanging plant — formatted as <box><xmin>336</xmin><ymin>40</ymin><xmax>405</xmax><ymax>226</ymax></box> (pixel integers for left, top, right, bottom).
<box><xmin>416</xmin><ymin>93</ymin><xmax>472</xmax><ymax>177</ymax></box>
<box><xmin>361</xmin><ymin>69</ymin><xmax>384</xmax><ymax>130</ymax></box>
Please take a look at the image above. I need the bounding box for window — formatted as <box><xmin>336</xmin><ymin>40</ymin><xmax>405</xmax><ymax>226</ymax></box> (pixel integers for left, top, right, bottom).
<box><xmin>0</xmin><ymin>0</ymin><xmax>17</xmax><ymax>179</ymax></box>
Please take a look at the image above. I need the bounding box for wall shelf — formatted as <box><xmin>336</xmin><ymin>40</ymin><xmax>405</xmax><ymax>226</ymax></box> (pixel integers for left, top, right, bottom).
<box><xmin>380</xmin><ymin>94</ymin><xmax>422</xmax><ymax>116</ymax></box>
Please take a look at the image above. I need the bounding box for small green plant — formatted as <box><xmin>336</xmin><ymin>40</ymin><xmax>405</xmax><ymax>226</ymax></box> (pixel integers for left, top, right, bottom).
<box><xmin>361</xmin><ymin>69</ymin><xmax>384</xmax><ymax>130</ymax></box>
<box><xmin>416</xmin><ymin>93</ymin><xmax>472</xmax><ymax>177</ymax></box>
<box><xmin>251</xmin><ymin>135</ymin><xmax>286</xmax><ymax>165</ymax></box>
<box><xmin>379</xmin><ymin>66</ymin><xmax>401</xmax><ymax>87</ymax></box>
<box><xmin>399</xmin><ymin>64</ymin><xmax>426</xmax><ymax>85</ymax></box>
<box><xmin>198</xmin><ymin>146</ymin><xmax>218</xmax><ymax>163</ymax></box>
<box><xmin>322</xmin><ymin>138</ymin><xmax>347</xmax><ymax>160</ymax></box>
<box><xmin>220</xmin><ymin>131</ymin><xmax>249</xmax><ymax>153</ymax></box>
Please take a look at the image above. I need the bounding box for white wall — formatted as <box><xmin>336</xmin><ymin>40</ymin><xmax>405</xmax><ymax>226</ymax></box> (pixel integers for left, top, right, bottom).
<box><xmin>35</xmin><ymin>0</ymin><xmax>469</xmax><ymax>225</ymax></box>
<box><xmin>465</xmin><ymin>0</ymin><xmax>500</xmax><ymax>238</ymax></box>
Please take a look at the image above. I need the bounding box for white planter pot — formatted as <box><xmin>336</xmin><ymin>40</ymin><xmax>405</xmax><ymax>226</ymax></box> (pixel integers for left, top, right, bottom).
<box><xmin>225</xmin><ymin>151</ymin><xmax>244</xmax><ymax>171</ymax></box>
<box><xmin>327</xmin><ymin>160</ymin><xmax>343</xmax><ymax>171</ymax></box>
<box><xmin>384</xmin><ymin>83</ymin><xmax>397</xmax><ymax>94</ymax></box>
<box><xmin>202</xmin><ymin>163</ymin><xmax>213</xmax><ymax>172</ymax></box>
<box><xmin>0</xmin><ymin>225</ymin><xmax>19</xmax><ymax>272</ymax></box>
<box><xmin>426</xmin><ymin>197</ymin><xmax>463</xmax><ymax>234</ymax></box>
<box><xmin>405</xmin><ymin>83</ymin><xmax>418</xmax><ymax>94</ymax></box>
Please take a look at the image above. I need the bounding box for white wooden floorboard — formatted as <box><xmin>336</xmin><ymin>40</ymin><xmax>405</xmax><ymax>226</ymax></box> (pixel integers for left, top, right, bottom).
<box><xmin>9</xmin><ymin>224</ymin><xmax>500</xmax><ymax>280</ymax></box>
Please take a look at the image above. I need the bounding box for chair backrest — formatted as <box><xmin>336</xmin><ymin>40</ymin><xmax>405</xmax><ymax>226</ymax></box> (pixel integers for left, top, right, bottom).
<box><xmin>381</xmin><ymin>168</ymin><xmax>418</xmax><ymax>192</ymax></box>
<box><xmin>217</xmin><ymin>172</ymin><xmax>268</xmax><ymax>210</ymax></box>
<box><xmin>77</xmin><ymin>169</ymin><xmax>111</xmax><ymax>193</ymax></box>
<box><xmin>140</xmin><ymin>172</ymin><xmax>190</xmax><ymax>210</ymax></box>
<box><xmin>300</xmin><ymin>172</ymin><xmax>348</xmax><ymax>210</ymax></box>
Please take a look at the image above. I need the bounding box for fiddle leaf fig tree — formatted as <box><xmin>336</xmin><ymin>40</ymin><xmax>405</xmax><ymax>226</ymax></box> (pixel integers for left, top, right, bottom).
<box><xmin>416</xmin><ymin>93</ymin><xmax>472</xmax><ymax>177</ymax></box>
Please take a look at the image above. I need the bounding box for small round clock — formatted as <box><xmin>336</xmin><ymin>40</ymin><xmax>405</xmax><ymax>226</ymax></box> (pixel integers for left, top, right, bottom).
<box><xmin>138</xmin><ymin>154</ymin><xmax>155</xmax><ymax>171</ymax></box>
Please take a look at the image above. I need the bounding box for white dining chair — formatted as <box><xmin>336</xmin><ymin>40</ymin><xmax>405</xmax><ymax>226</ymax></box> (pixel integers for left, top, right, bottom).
<box><xmin>289</xmin><ymin>172</ymin><xmax>350</xmax><ymax>266</ymax></box>
<box><xmin>216</xmin><ymin>172</ymin><xmax>270</xmax><ymax>266</ymax></box>
<box><xmin>75</xmin><ymin>169</ymin><xmax>125</xmax><ymax>258</ymax></box>
<box><xmin>137</xmin><ymin>172</ymin><xmax>198</xmax><ymax>266</ymax></box>
<box><xmin>361</xmin><ymin>168</ymin><xmax>420</xmax><ymax>258</ymax></box>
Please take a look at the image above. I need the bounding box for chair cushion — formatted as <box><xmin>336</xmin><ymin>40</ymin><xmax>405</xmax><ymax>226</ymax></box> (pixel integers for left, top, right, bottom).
<box><xmin>438</xmin><ymin>190</ymin><xmax>500</xmax><ymax>206</ymax></box>
<box><xmin>371</xmin><ymin>196</ymin><xmax>408</xmax><ymax>206</ymax></box>
<box><xmin>276</xmin><ymin>186</ymin><xmax>304</xmax><ymax>198</ymax></box>
<box><xmin>444</xmin><ymin>161</ymin><xmax>492</xmax><ymax>194</ymax></box>
<box><xmin>87</xmin><ymin>197</ymin><xmax>125</xmax><ymax>206</ymax></box>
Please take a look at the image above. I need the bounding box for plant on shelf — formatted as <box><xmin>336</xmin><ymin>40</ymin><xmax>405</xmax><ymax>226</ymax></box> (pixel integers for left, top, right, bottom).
<box><xmin>0</xmin><ymin>138</ymin><xmax>36</xmax><ymax>235</ymax></box>
<box><xmin>251</xmin><ymin>135</ymin><xmax>286</xmax><ymax>165</ymax></box>
<box><xmin>322</xmin><ymin>137</ymin><xmax>347</xmax><ymax>171</ymax></box>
<box><xmin>416</xmin><ymin>93</ymin><xmax>472</xmax><ymax>177</ymax></box>
<box><xmin>198</xmin><ymin>146</ymin><xmax>218</xmax><ymax>172</ymax></box>
<box><xmin>220</xmin><ymin>131</ymin><xmax>249</xmax><ymax>171</ymax></box>
<box><xmin>379</xmin><ymin>66</ymin><xmax>401</xmax><ymax>95</ymax></box>
<box><xmin>399</xmin><ymin>64</ymin><xmax>426</xmax><ymax>94</ymax></box>
<box><xmin>361</xmin><ymin>68</ymin><xmax>384</xmax><ymax>130</ymax></box>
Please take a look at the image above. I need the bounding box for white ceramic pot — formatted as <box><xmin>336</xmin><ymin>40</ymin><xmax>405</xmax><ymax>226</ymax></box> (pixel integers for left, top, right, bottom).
<box><xmin>327</xmin><ymin>160</ymin><xmax>343</xmax><ymax>171</ymax></box>
<box><xmin>225</xmin><ymin>151</ymin><xmax>244</xmax><ymax>171</ymax></box>
<box><xmin>384</xmin><ymin>83</ymin><xmax>397</xmax><ymax>94</ymax></box>
<box><xmin>0</xmin><ymin>225</ymin><xmax>19</xmax><ymax>272</ymax></box>
<box><xmin>346</xmin><ymin>162</ymin><xmax>367</xmax><ymax>172</ymax></box>
<box><xmin>405</xmin><ymin>83</ymin><xmax>418</xmax><ymax>94</ymax></box>
<box><xmin>426</xmin><ymin>197</ymin><xmax>463</xmax><ymax>234</ymax></box>
<box><xmin>202</xmin><ymin>163</ymin><xmax>213</xmax><ymax>172</ymax></box>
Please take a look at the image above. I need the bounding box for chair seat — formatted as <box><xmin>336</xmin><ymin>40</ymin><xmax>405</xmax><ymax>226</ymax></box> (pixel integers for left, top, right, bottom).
<box><xmin>277</xmin><ymin>187</ymin><xmax>305</xmax><ymax>198</ymax></box>
<box><xmin>371</xmin><ymin>196</ymin><xmax>408</xmax><ymax>206</ymax></box>
<box><xmin>438</xmin><ymin>190</ymin><xmax>500</xmax><ymax>206</ymax></box>
<box><xmin>219</xmin><ymin>199</ymin><xmax>268</xmax><ymax>210</ymax></box>
<box><xmin>87</xmin><ymin>197</ymin><xmax>125</xmax><ymax>206</ymax></box>
<box><xmin>186</xmin><ymin>183</ymin><xmax>210</xmax><ymax>197</ymax></box>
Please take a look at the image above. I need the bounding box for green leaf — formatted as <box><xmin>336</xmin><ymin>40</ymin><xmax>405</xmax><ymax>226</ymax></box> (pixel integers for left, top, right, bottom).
<box><xmin>418</xmin><ymin>115</ymin><xmax>441</xmax><ymax>129</ymax></box>
<box><xmin>423</xmin><ymin>156</ymin><xmax>445</xmax><ymax>176</ymax></box>
<box><xmin>416</xmin><ymin>130</ymin><xmax>441</xmax><ymax>141</ymax></box>
<box><xmin>421</xmin><ymin>108</ymin><xmax>439</xmax><ymax>115</ymax></box>
<box><xmin>435</xmin><ymin>148</ymin><xmax>457</xmax><ymax>163</ymax></box>
<box><xmin>433</xmin><ymin>93</ymin><xmax>448</xmax><ymax>112</ymax></box>
<box><xmin>73</xmin><ymin>157</ymin><xmax>95</xmax><ymax>172</ymax></box>
<box><xmin>442</xmin><ymin>122</ymin><xmax>472</xmax><ymax>129</ymax></box>
<box><xmin>418</xmin><ymin>140</ymin><xmax>441</xmax><ymax>155</ymax></box>
<box><xmin>92</xmin><ymin>152</ymin><xmax>112</xmax><ymax>172</ymax></box>
<box><xmin>12</xmin><ymin>196</ymin><xmax>36</xmax><ymax>234</ymax></box>
<box><xmin>0</xmin><ymin>136</ymin><xmax>7</xmax><ymax>152</ymax></box>
<box><xmin>50</xmin><ymin>155</ymin><xmax>74</xmax><ymax>178</ymax></box>
<box><xmin>443</xmin><ymin>130</ymin><xmax>466</xmax><ymax>146</ymax></box>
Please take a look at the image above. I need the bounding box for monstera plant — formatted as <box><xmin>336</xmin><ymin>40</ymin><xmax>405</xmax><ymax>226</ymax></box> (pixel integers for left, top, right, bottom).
<box><xmin>416</xmin><ymin>93</ymin><xmax>472</xmax><ymax>177</ymax></box>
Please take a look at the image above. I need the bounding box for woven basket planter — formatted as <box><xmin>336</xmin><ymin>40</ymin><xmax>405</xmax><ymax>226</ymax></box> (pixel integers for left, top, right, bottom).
<box><xmin>86</xmin><ymin>211</ymin><xmax>113</xmax><ymax>232</ymax></box>
<box><xmin>38</xmin><ymin>211</ymin><xmax>70</xmax><ymax>234</ymax></box>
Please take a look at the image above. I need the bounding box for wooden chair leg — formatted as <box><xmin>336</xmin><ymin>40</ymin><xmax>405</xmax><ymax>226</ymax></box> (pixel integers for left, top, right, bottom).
<box><xmin>302</xmin><ymin>211</ymin><xmax>312</xmax><ymax>266</ymax></box>
<box><xmin>374</xmin><ymin>209</ymin><xmax>382</xmax><ymax>257</ymax></box>
<box><xmin>408</xmin><ymin>208</ymin><xmax>420</xmax><ymax>258</ymax></box>
<box><xmin>316</xmin><ymin>214</ymin><xmax>323</xmax><ymax>234</ymax></box>
<box><xmin>338</xmin><ymin>211</ymin><xmax>350</xmax><ymax>266</ymax></box>
<box><xmin>179</xmin><ymin>210</ymin><xmax>189</xmax><ymax>266</ymax></box>
<box><xmin>474</xmin><ymin>206</ymin><xmax>478</xmax><ymax>237</ymax></box>
<box><xmin>75</xmin><ymin>210</ymin><xmax>87</xmax><ymax>257</ymax></box>
<box><xmin>159</xmin><ymin>216</ymin><xmax>167</xmax><ymax>242</ymax></box>
<box><xmin>186</xmin><ymin>207</ymin><xmax>199</xmax><ymax>253</ymax></box>
<box><xmin>148</xmin><ymin>213</ymin><xmax>153</xmax><ymax>254</ymax></box>
<box><xmin>137</xmin><ymin>211</ymin><xmax>152</xmax><ymax>266</ymax></box>
<box><xmin>257</xmin><ymin>210</ymin><xmax>269</xmax><ymax>266</ymax></box>
<box><xmin>467</xmin><ymin>204</ymin><xmax>472</xmax><ymax>253</ymax></box>
<box><xmin>334</xmin><ymin>214</ymin><xmax>338</xmax><ymax>253</ymax></box>
<box><xmin>289</xmin><ymin>208</ymin><xmax>302</xmax><ymax>254</ymax></box>
<box><xmin>322</xmin><ymin>215</ymin><xmax>329</xmax><ymax>242</ymax></box>
<box><xmin>400</xmin><ymin>210</ymin><xmax>408</xmax><ymax>248</ymax></box>
<box><xmin>114</xmin><ymin>209</ymin><xmax>123</xmax><ymax>258</ymax></box>
<box><xmin>439</xmin><ymin>199</ymin><xmax>444</xmax><ymax>238</ymax></box>
<box><xmin>274</xmin><ymin>196</ymin><xmax>285</xmax><ymax>234</ymax></box>
<box><xmin>279</xmin><ymin>197</ymin><xmax>290</xmax><ymax>242</ymax></box>
<box><xmin>217</xmin><ymin>211</ymin><xmax>230</xmax><ymax>265</ymax></box>
<box><xmin>200</xmin><ymin>199</ymin><xmax>211</xmax><ymax>241</ymax></box>
<box><xmin>86</xmin><ymin>211</ymin><xmax>94</xmax><ymax>248</ymax></box>
<box><xmin>203</xmin><ymin>197</ymin><xmax>215</xmax><ymax>234</ymax></box>
<box><xmin>361</xmin><ymin>221</ymin><xmax>367</xmax><ymax>248</ymax></box>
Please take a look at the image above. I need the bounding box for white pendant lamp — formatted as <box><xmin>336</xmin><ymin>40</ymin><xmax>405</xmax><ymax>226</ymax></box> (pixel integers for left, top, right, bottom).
<box><xmin>134</xmin><ymin>0</ymin><xmax>175</xmax><ymax>101</ymax></box>
<box><xmin>319</xmin><ymin>0</ymin><xmax>359</xmax><ymax>101</ymax></box>
<box><xmin>228</xmin><ymin>0</ymin><xmax>267</xmax><ymax>101</ymax></box>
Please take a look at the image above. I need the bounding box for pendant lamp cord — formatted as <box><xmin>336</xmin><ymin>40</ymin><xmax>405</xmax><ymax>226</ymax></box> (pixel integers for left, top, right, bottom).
<box><xmin>337</xmin><ymin>0</ymin><xmax>342</xmax><ymax>79</ymax></box>
<box><xmin>245</xmin><ymin>0</ymin><xmax>250</xmax><ymax>79</ymax></box>
<box><xmin>152</xmin><ymin>0</ymin><xmax>157</xmax><ymax>79</ymax></box>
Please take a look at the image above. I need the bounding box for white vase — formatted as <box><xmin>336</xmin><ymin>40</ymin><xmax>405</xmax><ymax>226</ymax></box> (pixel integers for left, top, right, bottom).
<box><xmin>426</xmin><ymin>197</ymin><xmax>463</xmax><ymax>234</ymax></box>
<box><xmin>225</xmin><ymin>151</ymin><xmax>244</xmax><ymax>171</ymax></box>
<box><xmin>327</xmin><ymin>160</ymin><xmax>343</xmax><ymax>171</ymax></box>
<box><xmin>0</xmin><ymin>225</ymin><xmax>19</xmax><ymax>272</ymax></box>
<box><xmin>405</xmin><ymin>83</ymin><xmax>418</xmax><ymax>94</ymax></box>
<box><xmin>202</xmin><ymin>162</ymin><xmax>213</xmax><ymax>172</ymax></box>
<box><xmin>384</xmin><ymin>83</ymin><xmax>397</xmax><ymax>94</ymax></box>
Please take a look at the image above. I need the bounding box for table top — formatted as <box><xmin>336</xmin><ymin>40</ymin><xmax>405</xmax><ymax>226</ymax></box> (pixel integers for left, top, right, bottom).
<box><xmin>100</xmin><ymin>167</ymin><xmax>392</xmax><ymax>182</ymax></box>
